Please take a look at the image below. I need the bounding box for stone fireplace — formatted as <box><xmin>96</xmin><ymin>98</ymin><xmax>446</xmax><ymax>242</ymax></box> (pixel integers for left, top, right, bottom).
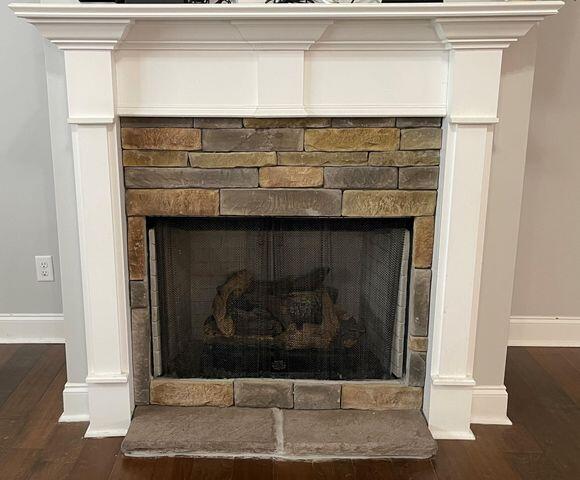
<box><xmin>122</xmin><ymin>117</ymin><xmax>440</xmax><ymax>411</ymax></box>
<box><xmin>10</xmin><ymin>1</ymin><xmax>561</xmax><ymax>447</ymax></box>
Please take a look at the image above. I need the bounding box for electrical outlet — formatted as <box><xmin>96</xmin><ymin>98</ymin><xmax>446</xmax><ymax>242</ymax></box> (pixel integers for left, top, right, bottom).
<box><xmin>35</xmin><ymin>255</ymin><xmax>54</xmax><ymax>282</ymax></box>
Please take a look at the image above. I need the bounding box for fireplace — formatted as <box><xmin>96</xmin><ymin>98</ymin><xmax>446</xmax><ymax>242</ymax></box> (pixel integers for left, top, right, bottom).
<box><xmin>153</xmin><ymin>217</ymin><xmax>411</xmax><ymax>381</ymax></box>
<box><xmin>10</xmin><ymin>1</ymin><xmax>561</xmax><ymax>442</ymax></box>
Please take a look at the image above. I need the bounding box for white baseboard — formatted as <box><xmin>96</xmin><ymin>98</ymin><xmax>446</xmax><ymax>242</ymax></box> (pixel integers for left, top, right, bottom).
<box><xmin>471</xmin><ymin>385</ymin><xmax>512</xmax><ymax>425</ymax></box>
<box><xmin>509</xmin><ymin>316</ymin><xmax>580</xmax><ymax>347</ymax></box>
<box><xmin>0</xmin><ymin>313</ymin><xmax>65</xmax><ymax>343</ymax></box>
<box><xmin>59</xmin><ymin>382</ymin><xmax>90</xmax><ymax>423</ymax></box>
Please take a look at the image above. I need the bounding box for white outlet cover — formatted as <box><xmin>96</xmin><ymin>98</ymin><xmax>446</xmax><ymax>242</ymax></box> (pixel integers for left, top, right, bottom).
<box><xmin>35</xmin><ymin>255</ymin><xmax>54</xmax><ymax>282</ymax></box>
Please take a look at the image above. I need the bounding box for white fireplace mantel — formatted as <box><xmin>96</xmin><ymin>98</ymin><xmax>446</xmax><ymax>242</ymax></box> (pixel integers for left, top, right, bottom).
<box><xmin>10</xmin><ymin>2</ymin><xmax>561</xmax><ymax>440</ymax></box>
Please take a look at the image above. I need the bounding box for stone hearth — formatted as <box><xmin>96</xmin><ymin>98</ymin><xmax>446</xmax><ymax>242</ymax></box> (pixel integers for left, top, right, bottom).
<box><xmin>122</xmin><ymin>406</ymin><xmax>437</xmax><ymax>460</ymax></box>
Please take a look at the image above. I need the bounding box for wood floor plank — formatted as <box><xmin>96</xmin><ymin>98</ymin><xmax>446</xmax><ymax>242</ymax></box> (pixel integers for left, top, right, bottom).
<box><xmin>274</xmin><ymin>460</ymin><xmax>313</xmax><ymax>480</ymax></box>
<box><xmin>505</xmin><ymin>347</ymin><xmax>580</xmax><ymax>479</ymax></box>
<box><xmin>529</xmin><ymin>348</ymin><xmax>580</xmax><ymax>406</ymax></box>
<box><xmin>232</xmin><ymin>458</ymin><xmax>273</xmax><ymax>480</ymax></box>
<box><xmin>312</xmin><ymin>459</ymin><xmax>355</xmax><ymax>480</ymax></box>
<box><xmin>390</xmin><ymin>459</ymin><xmax>438</xmax><ymax>479</ymax></box>
<box><xmin>0</xmin><ymin>344</ymin><xmax>48</xmax><ymax>407</ymax></box>
<box><xmin>66</xmin><ymin>437</ymin><xmax>123</xmax><ymax>480</ymax></box>
<box><xmin>13</xmin><ymin>366</ymin><xmax>69</xmax><ymax>450</ymax></box>
<box><xmin>506</xmin><ymin>452</ymin><xmax>565</xmax><ymax>480</ymax></box>
<box><xmin>107</xmin><ymin>456</ymin><xmax>157</xmax><ymax>480</ymax></box>
<box><xmin>352</xmin><ymin>459</ymin><xmax>396</xmax><ymax>480</ymax></box>
<box><xmin>0</xmin><ymin>345</ymin><xmax>64</xmax><ymax>419</ymax></box>
<box><xmin>187</xmin><ymin>457</ymin><xmax>235</xmax><ymax>480</ymax></box>
<box><xmin>0</xmin><ymin>344</ymin><xmax>20</xmax><ymax>368</ymax></box>
<box><xmin>0</xmin><ymin>448</ymin><xmax>41</xmax><ymax>480</ymax></box>
<box><xmin>470</xmin><ymin>424</ymin><xmax>542</xmax><ymax>455</ymax></box>
<box><xmin>28</xmin><ymin>422</ymin><xmax>93</xmax><ymax>480</ymax></box>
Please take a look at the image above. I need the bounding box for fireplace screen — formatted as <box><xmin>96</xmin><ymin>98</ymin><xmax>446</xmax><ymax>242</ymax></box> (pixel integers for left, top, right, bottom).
<box><xmin>153</xmin><ymin>217</ymin><xmax>410</xmax><ymax>381</ymax></box>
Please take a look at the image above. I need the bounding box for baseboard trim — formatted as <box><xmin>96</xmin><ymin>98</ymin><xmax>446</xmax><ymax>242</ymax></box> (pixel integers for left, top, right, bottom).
<box><xmin>430</xmin><ymin>430</ymin><xmax>476</xmax><ymax>441</ymax></box>
<box><xmin>0</xmin><ymin>313</ymin><xmax>65</xmax><ymax>343</ymax></box>
<box><xmin>509</xmin><ymin>316</ymin><xmax>580</xmax><ymax>347</ymax></box>
<box><xmin>84</xmin><ymin>427</ymin><xmax>129</xmax><ymax>438</ymax></box>
<box><xmin>471</xmin><ymin>385</ymin><xmax>511</xmax><ymax>425</ymax></box>
<box><xmin>59</xmin><ymin>382</ymin><xmax>90</xmax><ymax>423</ymax></box>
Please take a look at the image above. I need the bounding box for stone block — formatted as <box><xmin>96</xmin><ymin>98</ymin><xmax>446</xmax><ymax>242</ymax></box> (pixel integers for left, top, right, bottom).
<box><xmin>409</xmin><ymin>268</ymin><xmax>432</xmax><ymax>337</ymax></box>
<box><xmin>202</xmin><ymin>128</ymin><xmax>303</xmax><ymax>152</ymax></box>
<box><xmin>396</xmin><ymin>118</ymin><xmax>441</xmax><ymax>128</ymax></box>
<box><xmin>413</xmin><ymin>216</ymin><xmax>435</xmax><ymax>268</ymax></box>
<box><xmin>120</xmin><ymin>117</ymin><xmax>193</xmax><ymax>128</ymax></box>
<box><xmin>150</xmin><ymin>379</ymin><xmax>234</xmax><ymax>407</ymax></box>
<box><xmin>126</xmin><ymin>189</ymin><xmax>219</xmax><ymax>217</ymax></box>
<box><xmin>331</xmin><ymin>118</ymin><xmax>395</xmax><ymax>128</ymax></box>
<box><xmin>121</xmin><ymin>128</ymin><xmax>201</xmax><ymax>151</ymax></box>
<box><xmin>234</xmin><ymin>380</ymin><xmax>293</xmax><ymax>408</ymax></box>
<box><xmin>243</xmin><ymin>118</ymin><xmax>330</xmax><ymax>128</ymax></box>
<box><xmin>125</xmin><ymin>167</ymin><xmax>258</xmax><ymax>189</ymax></box>
<box><xmin>342</xmin><ymin>190</ymin><xmax>436</xmax><ymax>217</ymax></box>
<box><xmin>259</xmin><ymin>167</ymin><xmax>323</xmax><ymax>188</ymax></box>
<box><xmin>369</xmin><ymin>150</ymin><xmax>439</xmax><ymax>167</ymax></box>
<box><xmin>127</xmin><ymin>216</ymin><xmax>146</xmax><ymax>281</ymax></box>
<box><xmin>341</xmin><ymin>384</ymin><xmax>423</xmax><ymax>410</ymax></box>
<box><xmin>123</xmin><ymin>150</ymin><xmax>188</xmax><ymax>167</ymax></box>
<box><xmin>122</xmin><ymin>406</ymin><xmax>277</xmax><ymax>456</ymax></box>
<box><xmin>409</xmin><ymin>336</ymin><xmax>428</xmax><ymax>352</ymax></box>
<box><xmin>408</xmin><ymin>352</ymin><xmax>427</xmax><ymax>387</ymax></box>
<box><xmin>130</xmin><ymin>280</ymin><xmax>148</xmax><ymax>308</ymax></box>
<box><xmin>189</xmin><ymin>152</ymin><xmax>276</xmax><ymax>168</ymax></box>
<box><xmin>293</xmin><ymin>383</ymin><xmax>341</xmax><ymax>410</ymax></box>
<box><xmin>400</xmin><ymin>128</ymin><xmax>442</xmax><ymax>151</ymax></box>
<box><xmin>399</xmin><ymin>166</ymin><xmax>439</xmax><ymax>190</ymax></box>
<box><xmin>282</xmin><ymin>409</ymin><xmax>436</xmax><ymax>458</ymax></box>
<box><xmin>278</xmin><ymin>151</ymin><xmax>367</xmax><ymax>166</ymax></box>
<box><xmin>221</xmin><ymin>189</ymin><xmax>342</xmax><ymax>216</ymax></box>
<box><xmin>324</xmin><ymin>167</ymin><xmax>397</xmax><ymax>189</ymax></box>
<box><xmin>305</xmin><ymin>128</ymin><xmax>399</xmax><ymax>152</ymax></box>
<box><xmin>131</xmin><ymin>308</ymin><xmax>151</xmax><ymax>405</ymax></box>
<box><xmin>194</xmin><ymin>118</ymin><xmax>242</xmax><ymax>128</ymax></box>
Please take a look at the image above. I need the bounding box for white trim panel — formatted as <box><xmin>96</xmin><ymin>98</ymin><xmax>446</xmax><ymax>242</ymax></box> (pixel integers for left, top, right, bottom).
<box><xmin>0</xmin><ymin>314</ymin><xmax>65</xmax><ymax>344</ymax></box>
<box><xmin>471</xmin><ymin>385</ymin><xmax>511</xmax><ymax>425</ymax></box>
<box><xmin>509</xmin><ymin>316</ymin><xmax>580</xmax><ymax>347</ymax></box>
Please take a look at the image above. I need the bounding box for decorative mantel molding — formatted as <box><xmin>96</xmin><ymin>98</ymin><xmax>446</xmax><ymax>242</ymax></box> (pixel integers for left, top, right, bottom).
<box><xmin>11</xmin><ymin>3</ymin><xmax>562</xmax><ymax>50</ymax></box>
<box><xmin>9</xmin><ymin>2</ymin><xmax>562</xmax><ymax>439</ymax></box>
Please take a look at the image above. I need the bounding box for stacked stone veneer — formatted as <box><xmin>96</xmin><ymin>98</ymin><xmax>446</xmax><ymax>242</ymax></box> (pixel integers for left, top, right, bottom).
<box><xmin>122</xmin><ymin>117</ymin><xmax>440</xmax><ymax>409</ymax></box>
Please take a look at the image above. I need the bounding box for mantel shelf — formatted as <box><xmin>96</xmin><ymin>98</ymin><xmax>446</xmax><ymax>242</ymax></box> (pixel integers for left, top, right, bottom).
<box><xmin>9</xmin><ymin>2</ymin><xmax>564</xmax><ymax>21</ymax></box>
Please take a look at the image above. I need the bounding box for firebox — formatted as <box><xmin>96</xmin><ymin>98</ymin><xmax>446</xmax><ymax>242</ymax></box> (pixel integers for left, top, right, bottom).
<box><xmin>152</xmin><ymin>217</ymin><xmax>411</xmax><ymax>381</ymax></box>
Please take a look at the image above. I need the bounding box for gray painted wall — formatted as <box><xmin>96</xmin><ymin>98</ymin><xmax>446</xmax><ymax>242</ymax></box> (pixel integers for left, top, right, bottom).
<box><xmin>512</xmin><ymin>0</ymin><xmax>580</xmax><ymax>318</ymax></box>
<box><xmin>0</xmin><ymin>0</ymin><xmax>62</xmax><ymax>314</ymax></box>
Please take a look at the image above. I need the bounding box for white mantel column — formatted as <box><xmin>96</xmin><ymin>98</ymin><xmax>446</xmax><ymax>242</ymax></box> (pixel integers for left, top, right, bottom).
<box><xmin>424</xmin><ymin>24</ymin><xmax>509</xmax><ymax>439</ymax></box>
<box><xmin>62</xmin><ymin>30</ymin><xmax>134</xmax><ymax>436</ymax></box>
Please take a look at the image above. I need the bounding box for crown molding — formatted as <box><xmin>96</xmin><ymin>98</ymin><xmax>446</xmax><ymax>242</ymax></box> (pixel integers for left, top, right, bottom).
<box><xmin>10</xmin><ymin>2</ymin><xmax>563</xmax><ymax>51</ymax></box>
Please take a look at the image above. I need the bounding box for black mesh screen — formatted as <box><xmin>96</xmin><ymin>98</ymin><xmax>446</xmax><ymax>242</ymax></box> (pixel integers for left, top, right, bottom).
<box><xmin>154</xmin><ymin>217</ymin><xmax>410</xmax><ymax>380</ymax></box>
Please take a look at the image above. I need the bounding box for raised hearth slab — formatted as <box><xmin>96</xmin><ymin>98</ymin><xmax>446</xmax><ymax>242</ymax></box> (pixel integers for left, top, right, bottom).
<box><xmin>121</xmin><ymin>406</ymin><xmax>437</xmax><ymax>460</ymax></box>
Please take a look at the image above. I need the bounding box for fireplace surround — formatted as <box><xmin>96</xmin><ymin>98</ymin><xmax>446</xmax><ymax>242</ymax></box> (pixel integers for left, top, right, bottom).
<box><xmin>122</xmin><ymin>116</ymin><xmax>440</xmax><ymax>410</ymax></box>
<box><xmin>10</xmin><ymin>1</ymin><xmax>563</xmax><ymax>441</ymax></box>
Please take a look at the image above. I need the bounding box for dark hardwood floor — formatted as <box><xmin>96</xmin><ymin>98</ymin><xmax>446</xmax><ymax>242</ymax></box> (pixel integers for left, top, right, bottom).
<box><xmin>0</xmin><ymin>344</ymin><xmax>579</xmax><ymax>479</ymax></box>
